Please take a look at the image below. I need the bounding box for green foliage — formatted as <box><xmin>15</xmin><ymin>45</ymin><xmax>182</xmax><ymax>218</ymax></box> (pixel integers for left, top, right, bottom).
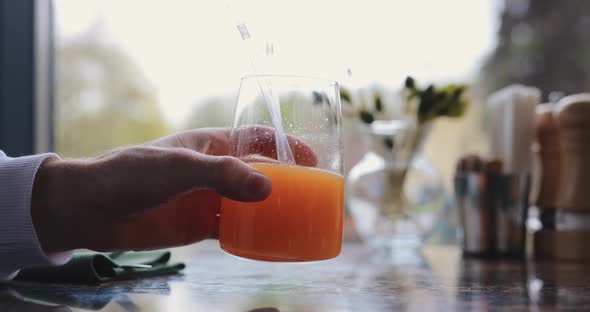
<box><xmin>374</xmin><ymin>93</ymin><xmax>383</xmax><ymax>112</ymax></box>
<box><xmin>339</xmin><ymin>88</ymin><xmax>352</xmax><ymax>104</ymax></box>
<box><xmin>183</xmin><ymin>96</ymin><xmax>235</xmax><ymax>129</ymax></box>
<box><xmin>56</xmin><ymin>26</ymin><xmax>170</xmax><ymax>157</ymax></box>
<box><xmin>383</xmin><ymin>137</ymin><xmax>394</xmax><ymax>149</ymax></box>
<box><xmin>359</xmin><ymin>110</ymin><xmax>375</xmax><ymax>124</ymax></box>
<box><xmin>480</xmin><ymin>1</ymin><xmax>590</xmax><ymax>99</ymax></box>
<box><xmin>183</xmin><ymin>92</ymin><xmax>314</xmax><ymax>131</ymax></box>
<box><xmin>341</xmin><ymin>76</ymin><xmax>468</xmax><ymax>126</ymax></box>
<box><xmin>403</xmin><ymin>76</ymin><xmax>468</xmax><ymax>124</ymax></box>
<box><xmin>404</xmin><ymin>76</ymin><xmax>415</xmax><ymax>89</ymax></box>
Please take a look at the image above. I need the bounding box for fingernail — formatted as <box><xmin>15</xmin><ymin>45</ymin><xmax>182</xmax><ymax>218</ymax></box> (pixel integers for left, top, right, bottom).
<box><xmin>246</xmin><ymin>172</ymin><xmax>272</xmax><ymax>198</ymax></box>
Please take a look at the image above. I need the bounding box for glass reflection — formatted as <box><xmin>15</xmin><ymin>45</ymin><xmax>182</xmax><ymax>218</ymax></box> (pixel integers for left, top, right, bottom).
<box><xmin>0</xmin><ymin>285</ymin><xmax>71</xmax><ymax>312</ymax></box>
<box><xmin>526</xmin><ymin>260</ymin><xmax>590</xmax><ymax>309</ymax></box>
<box><xmin>3</xmin><ymin>276</ymin><xmax>173</xmax><ymax>311</ymax></box>
<box><xmin>456</xmin><ymin>257</ymin><xmax>529</xmax><ymax>310</ymax></box>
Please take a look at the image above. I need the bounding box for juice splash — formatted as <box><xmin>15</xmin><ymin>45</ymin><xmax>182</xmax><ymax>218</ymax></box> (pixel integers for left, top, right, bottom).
<box><xmin>219</xmin><ymin>163</ymin><xmax>344</xmax><ymax>262</ymax></box>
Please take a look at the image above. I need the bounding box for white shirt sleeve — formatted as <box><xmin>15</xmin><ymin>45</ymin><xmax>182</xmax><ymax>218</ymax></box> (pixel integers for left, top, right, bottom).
<box><xmin>0</xmin><ymin>151</ymin><xmax>72</xmax><ymax>280</ymax></box>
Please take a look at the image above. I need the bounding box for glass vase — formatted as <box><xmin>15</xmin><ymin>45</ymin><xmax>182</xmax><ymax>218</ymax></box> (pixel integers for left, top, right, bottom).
<box><xmin>346</xmin><ymin>120</ymin><xmax>445</xmax><ymax>261</ymax></box>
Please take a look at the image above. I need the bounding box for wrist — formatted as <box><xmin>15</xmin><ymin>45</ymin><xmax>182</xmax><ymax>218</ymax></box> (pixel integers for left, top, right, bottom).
<box><xmin>31</xmin><ymin>156</ymin><xmax>76</xmax><ymax>253</ymax></box>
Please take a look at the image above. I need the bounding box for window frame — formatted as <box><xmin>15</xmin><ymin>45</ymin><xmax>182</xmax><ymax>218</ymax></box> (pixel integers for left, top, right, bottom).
<box><xmin>0</xmin><ymin>0</ymin><xmax>54</xmax><ymax>156</ymax></box>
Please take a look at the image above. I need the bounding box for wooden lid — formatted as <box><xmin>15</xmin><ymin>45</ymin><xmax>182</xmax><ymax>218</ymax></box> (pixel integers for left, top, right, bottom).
<box><xmin>536</xmin><ymin>103</ymin><xmax>558</xmax><ymax>134</ymax></box>
<box><xmin>555</xmin><ymin>93</ymin><xmax>590</xmax><ymax>129</ymax></box>
<box><xmin>535</xmin><ymin>103</ymin><xmax>560</xmax><ymax>149</ymax></box>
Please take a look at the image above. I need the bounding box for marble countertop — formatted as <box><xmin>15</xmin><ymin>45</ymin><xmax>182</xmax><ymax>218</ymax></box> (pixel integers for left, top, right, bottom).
<box><xmin>2</xmin><ymin>241</ymin><xmax>590</xmax><ymax>311</ymax></box>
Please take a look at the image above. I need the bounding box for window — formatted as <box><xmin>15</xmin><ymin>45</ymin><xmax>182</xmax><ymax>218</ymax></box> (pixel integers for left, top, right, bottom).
<box><xmin>53</xmin><ymin>1</ymin><xmax>495</xmax><ymax>169</ymax></box>
<box><xmin>52</xmin><ymin>0</ymin><xmax>590</xmax><ymax>186</ymax></box>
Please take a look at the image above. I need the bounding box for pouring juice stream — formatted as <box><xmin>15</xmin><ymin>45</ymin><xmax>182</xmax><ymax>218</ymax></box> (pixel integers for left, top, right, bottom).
<box><xmin>236</xmin><ymin>21</ymin><xmax>294</xmax><ymax>165</ymax></box>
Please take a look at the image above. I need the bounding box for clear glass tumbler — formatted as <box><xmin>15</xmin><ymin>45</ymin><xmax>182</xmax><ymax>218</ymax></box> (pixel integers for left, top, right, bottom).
<box><xmin>219</xmin><ymin>75</ymin><xmax>344</xmax><ymax>262</ymax></box>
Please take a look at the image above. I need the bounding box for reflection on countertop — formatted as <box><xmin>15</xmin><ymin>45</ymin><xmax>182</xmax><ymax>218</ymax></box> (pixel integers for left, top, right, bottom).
<box><xmin>2</xmin><ymin>241</ymin><xmax>590</xmax><ymax>311</ymax></box>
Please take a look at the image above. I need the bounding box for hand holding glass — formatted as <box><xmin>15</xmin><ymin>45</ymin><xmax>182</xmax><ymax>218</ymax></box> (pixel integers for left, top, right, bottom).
<box><xmin>219</xmin><ymin>76</ymin><xmax>344</xmax><ymax>262</ymax></box>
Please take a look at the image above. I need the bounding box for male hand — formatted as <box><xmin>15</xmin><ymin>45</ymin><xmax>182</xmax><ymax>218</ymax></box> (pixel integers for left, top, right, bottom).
<box><xmin>31</xmin><ymin>127</ymin><xmax>317</xmax><ymax>253</ymax></box>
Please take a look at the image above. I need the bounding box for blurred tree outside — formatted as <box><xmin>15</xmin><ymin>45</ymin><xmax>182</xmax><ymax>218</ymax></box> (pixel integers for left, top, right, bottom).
<box><xmin>56</xmin><ymin>24</ymin><xmax>170</xmax><ymax>157</ymax></box>
<box><xmin>480</xmin><ymin>0</ymin><xmax>590</xmax><ymax>99</ymax></box>
<box><xmin>182</xmin><ymin>96</ymin><xmax>235</xmax><ymax>130</ymax></box>
<box><xmin>182</xmin><ymin>92</ymin><xmax>313</xmax><ymax>131</ymax></box>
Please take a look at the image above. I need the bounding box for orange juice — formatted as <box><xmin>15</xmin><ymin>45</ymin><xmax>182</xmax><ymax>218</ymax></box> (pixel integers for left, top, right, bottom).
<box><xmin>219</xmin><ymin>163</ymin><xmax>344</xmax><ymax>262</ymax></box>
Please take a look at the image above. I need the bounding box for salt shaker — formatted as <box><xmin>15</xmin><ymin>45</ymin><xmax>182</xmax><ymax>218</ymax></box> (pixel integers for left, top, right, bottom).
<box><xmin>486</xmin><ymin>85</ymin><xmax>540</xmax><ymax>174</ymax></box>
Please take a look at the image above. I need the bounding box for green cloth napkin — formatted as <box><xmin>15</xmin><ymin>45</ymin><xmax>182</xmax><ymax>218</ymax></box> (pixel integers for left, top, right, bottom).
<box><xmin>15</xmin><ymin>250</ymin><xmax>185</xmax><ymax>284</ymax></box>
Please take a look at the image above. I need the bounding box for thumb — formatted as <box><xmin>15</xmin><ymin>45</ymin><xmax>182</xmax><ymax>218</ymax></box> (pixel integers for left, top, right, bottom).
<box><xmin>192</xmin><ymin>154</ymin><xmax>272</xmax><ymax>202</ymax></box>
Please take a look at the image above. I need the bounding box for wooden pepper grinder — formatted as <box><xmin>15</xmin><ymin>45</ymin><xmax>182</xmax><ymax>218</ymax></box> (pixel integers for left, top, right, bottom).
<box><xmin>533</xmin><ymin>103</ymin><xmax>560</xmax><ymax>208</ymax></box>
<box><xmin>531</xmin><ymin>103</ymin><xmax>560</xmax><ymax>259</ymax></box>
<box><xmin>550</xmin><ymin>93</ymin><xmax>590</xmax><ymax>261</ymax></box>
<box><xmin>556</xmin><ymin>94</ymin><xmax>590</xmax><ymax>209</ymax></box>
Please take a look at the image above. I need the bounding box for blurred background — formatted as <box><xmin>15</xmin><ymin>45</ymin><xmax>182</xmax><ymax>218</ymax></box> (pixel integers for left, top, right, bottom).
<box><xmin>53</xmin><ymin>0</ymin><xmax>590</xmax><ymax>194</ymax></box>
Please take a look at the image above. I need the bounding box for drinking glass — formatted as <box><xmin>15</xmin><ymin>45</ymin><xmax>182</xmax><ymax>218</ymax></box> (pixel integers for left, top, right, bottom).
<box><xmin>219</xmin><ymin>75</ymin><xmax>344</xmax><ymax>262</ymax></box>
